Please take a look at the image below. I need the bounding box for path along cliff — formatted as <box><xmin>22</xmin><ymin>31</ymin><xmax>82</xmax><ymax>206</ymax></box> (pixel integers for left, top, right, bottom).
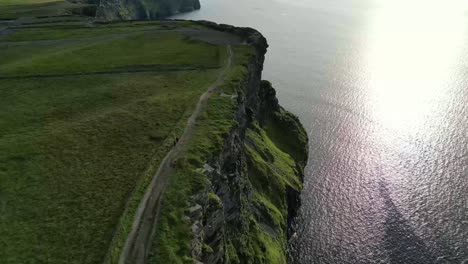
<box><xmin>119</xmin><ymin>45</ymin><xmax>234</xmax><ymax>264</ymax></box>
<box><xmin>118</xmin><ymin>23</ymin><xmax>309</xmax><ymax>264</ymax></box>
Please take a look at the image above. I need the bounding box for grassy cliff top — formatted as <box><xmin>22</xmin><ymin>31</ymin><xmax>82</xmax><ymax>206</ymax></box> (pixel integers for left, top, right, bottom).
<box><xmin>0</xmin><ymin>9</ymin><xmax>247</xmax><ymax>263</ymax></box>
<box><xmin>0</xmin><ymin>0</ymin><xmax>93</xmax><ymax>20</ymax></box>
<box><xmin>0</xmin><ymin>2</ymin><xmax>300</xmax><ymax>264</ymax></box>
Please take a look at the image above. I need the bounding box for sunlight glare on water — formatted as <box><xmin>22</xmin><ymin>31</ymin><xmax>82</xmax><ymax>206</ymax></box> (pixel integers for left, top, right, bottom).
<box><xmin>365</xmin><ymin>0</ymin><xmax>468</xmax><ymax>138</ymax></box>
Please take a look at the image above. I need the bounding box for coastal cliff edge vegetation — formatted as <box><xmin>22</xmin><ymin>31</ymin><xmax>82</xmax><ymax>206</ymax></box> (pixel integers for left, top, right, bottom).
<box><xmin>0</xmin><ymin>1</ymin><xmax>308</xmax><ymax>263</ymax></box>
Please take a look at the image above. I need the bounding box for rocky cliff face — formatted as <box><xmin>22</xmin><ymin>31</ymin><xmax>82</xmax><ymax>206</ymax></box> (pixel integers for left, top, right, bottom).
<box><xmin>95</xmin><ymin>0</ymin><xmax>200</xmax><ymax>21</ymax></box>
<box><xmin>186</xmin><ymin>23</ymin><xmax>309</xmax><ymax>264</ymax></box>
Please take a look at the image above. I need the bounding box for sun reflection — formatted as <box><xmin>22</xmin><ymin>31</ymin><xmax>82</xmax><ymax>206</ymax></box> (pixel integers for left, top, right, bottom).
<box><xmin>364</xmin><ymin>0</ymin><xmax>467</xmax><ymax>137</ymax></box>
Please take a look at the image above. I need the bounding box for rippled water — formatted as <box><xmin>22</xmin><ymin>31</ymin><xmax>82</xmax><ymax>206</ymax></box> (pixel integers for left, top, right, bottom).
<box><xmin>173</xmin><ymin>0</ymin><xmax>468</xmax><ymax>263</ymax></box>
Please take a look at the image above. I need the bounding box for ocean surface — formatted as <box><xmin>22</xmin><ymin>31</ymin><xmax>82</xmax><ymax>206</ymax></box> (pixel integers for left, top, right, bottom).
<box><xmin>173</xmin><ymin>0</ymin><xmax>468</xmax><ymax>263</ymax></box>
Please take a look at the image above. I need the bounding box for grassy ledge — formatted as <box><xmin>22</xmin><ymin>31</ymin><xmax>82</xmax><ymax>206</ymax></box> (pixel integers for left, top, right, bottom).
<box><xmin>229</xmin><ymin>123</ymin><xmax>302</xmax><ymax>264</ymax></box>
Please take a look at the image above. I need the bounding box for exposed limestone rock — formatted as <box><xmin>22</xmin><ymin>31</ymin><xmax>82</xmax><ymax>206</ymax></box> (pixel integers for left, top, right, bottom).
<box><xmin>96</xmin><ymin>0</ymin><xmax>201</xmax><ymax>21</ymax></box>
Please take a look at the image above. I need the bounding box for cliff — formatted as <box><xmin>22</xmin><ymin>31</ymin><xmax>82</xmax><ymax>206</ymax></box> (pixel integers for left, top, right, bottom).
<box><xmin>1</xmin><ymin>6</ymin><xmax>308</xmax><ymax>261</ymax></box>
<box><xmin>151</xmin><ymin>23</ymin><xmax>309</xmax><ymax>264</ymax></box>
<box><xmin>96</xmin><ymin>0</ymin><xmax>200</xmax><ymax>20</ymax></box>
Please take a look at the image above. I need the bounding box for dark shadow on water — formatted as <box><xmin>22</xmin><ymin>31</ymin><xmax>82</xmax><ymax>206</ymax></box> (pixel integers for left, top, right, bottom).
<box><xmin>378</xmin><ymin>180</ymin><xmax>439</xmax><ymax>264</ymax></box>
<box><xmin>288</xmin><ymin>179</ymin><xmax>459</xmax><ymax>264</ymax></box>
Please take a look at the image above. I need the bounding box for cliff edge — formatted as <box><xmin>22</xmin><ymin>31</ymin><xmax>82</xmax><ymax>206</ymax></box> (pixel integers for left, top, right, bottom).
<box><xmin>151</xmin><ymin>22</ymin><xmax>309</xmax><ymax>264</ymax></box>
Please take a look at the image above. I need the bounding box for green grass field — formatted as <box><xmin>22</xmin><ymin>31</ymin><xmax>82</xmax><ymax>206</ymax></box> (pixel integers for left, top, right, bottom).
<box><xmin>1</xmin><ymin>32</ymin><xmax>222</xmax><ymax>76</ymax></box>
<box><xmin>0</xmin><ymin>0</ymin><xmax>96</xmax><ymax>20</ymax></box>
<box><xmin>0</xmin><ymin>0</ymin><xmax>60</xmax><ymax>6</ymax></box>
<box><xmin>0</xmin><ymin>20</ymin><xmax>231</xmax><ymax>263</ymax></box>
<box><xmin>0</xmin><ymin>1</ymin><xmax>77</xmax><ymax>20</ymax></box>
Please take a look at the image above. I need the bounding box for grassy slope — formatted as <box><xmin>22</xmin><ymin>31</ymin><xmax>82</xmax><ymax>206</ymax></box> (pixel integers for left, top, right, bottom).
<box><xmin>234</xmin><ymin>124</ymin><xmax>303</xmax><ymax>264</ymax></box>
<box><xmin>0</xmin><ymin>21</ymin><xmax>227</xmax><ymax>263</ymax></box>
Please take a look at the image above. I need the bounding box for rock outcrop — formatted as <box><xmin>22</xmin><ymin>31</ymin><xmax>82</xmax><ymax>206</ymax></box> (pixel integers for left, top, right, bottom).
<box><xmin>96</xmin><ymin>0</ymin><xmax>200</xmax><ymax>21</ymax></box>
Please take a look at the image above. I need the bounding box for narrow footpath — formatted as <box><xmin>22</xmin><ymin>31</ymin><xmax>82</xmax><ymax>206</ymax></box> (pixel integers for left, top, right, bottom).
<box><xmin>118</xmin><ymin>45</ymin><xmax>233</xmax><ymax>264</ymax></box>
